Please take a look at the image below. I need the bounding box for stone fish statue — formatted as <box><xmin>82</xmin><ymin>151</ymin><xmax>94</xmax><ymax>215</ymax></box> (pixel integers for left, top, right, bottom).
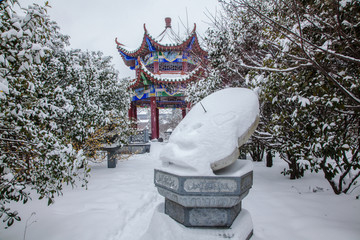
<box><xmin>159</xmin><ymin>88</ymin><xmax>260</xmax><ymax>175</ymax></box>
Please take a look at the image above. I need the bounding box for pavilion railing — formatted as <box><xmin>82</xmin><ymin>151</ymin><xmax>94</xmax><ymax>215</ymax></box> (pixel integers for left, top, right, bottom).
<box><xmin>129</xmin><ymin>129</ymin><xmax>150</xmax><ymax>143</ymax></box>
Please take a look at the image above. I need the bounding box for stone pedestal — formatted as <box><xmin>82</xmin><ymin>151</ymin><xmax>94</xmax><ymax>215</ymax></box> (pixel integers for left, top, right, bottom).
<box><xmin>140</xmin><ymin>203</ymin><xmax>253</xmax><ymax>240</ymax></box>
<box><xmin>154</xmin><ymin>161</ymin><xmax>253</xmax><ymax>228</ymax></box>
<box><xmin>101</xmin><ymin>145</ymin><xmax>121</xmax><ymax>168</ymax></box>
<box><xmin>107</xmin><ymin>152</ymin><xmax>117</xmax><ymax>168</ymax></box>
<box><xmin>165</xmin><ymin>199</ymin><xmax>242</xmax><ymax>227</ymax></box>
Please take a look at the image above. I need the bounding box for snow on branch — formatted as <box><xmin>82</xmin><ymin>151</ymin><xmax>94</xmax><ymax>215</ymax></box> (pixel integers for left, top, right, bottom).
<box><xmin>234</xmin><ymin>0</ymin><xmax>360</xmax><ymax>65</ymax></box>
<box><xmin>234</xmin><ymin>62</ymin><xmax>312</xmax><ymax>72</ymax></box>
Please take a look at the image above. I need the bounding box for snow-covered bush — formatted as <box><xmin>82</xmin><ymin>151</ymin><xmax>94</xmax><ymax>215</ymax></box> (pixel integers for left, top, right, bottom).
<box><xmin>44</xmin><ymin>49</ymin><xmax>133</xmax><ymax>159</ymax></box>
<box><xmin>193</xmin><ymin>0</ymin><xmax>360</xmax><ymax>192</ymax></box>
<box><xmin>0</xmin><ymin>0</ymin><xmax>132</xmax><ymax>227</ymax></box>
<box><xmin>0</xmin><ymin>0</ymin><xmax>88</xmax><ymax>227</ymax></box>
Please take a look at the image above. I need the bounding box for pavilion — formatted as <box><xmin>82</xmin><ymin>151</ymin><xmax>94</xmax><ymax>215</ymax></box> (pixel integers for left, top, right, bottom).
<box><xmin>115</xmin><ymin>18</ymin><xmax>207</xmax><ymax>139</ymax></box>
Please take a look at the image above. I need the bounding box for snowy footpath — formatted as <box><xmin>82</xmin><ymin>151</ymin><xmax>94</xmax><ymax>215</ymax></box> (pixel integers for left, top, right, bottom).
<box><xmin>1</xmin><ymin>145</ymin><xmax>359</xmax><ymax>240</ymax></box>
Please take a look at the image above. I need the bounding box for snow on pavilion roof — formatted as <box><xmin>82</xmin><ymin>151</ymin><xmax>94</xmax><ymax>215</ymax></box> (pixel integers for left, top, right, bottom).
<box><xmin>115</xmin><ymin>20</ymin><xmax>207</xmax><ymax>68</ymax></box>
<box><xmin>128</xmin><ymin>59</ymin><xmax>205</xmax><ymax>89</ymax></box>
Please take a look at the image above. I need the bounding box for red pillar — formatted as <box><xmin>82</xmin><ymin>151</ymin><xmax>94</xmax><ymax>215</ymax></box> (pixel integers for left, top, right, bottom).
<box><xmin>132</xmin><ymin>104</ymin><xmax>137</xmax><ymax>129</ymax></box>
<box><xmin>154</xmin><ymin>61</ymin><xmax>159</xmax><ymax>73</ymax></box>
<box><xmin>156</xmin><ymin>107</ymin><xmax>159</xmax><ymax>138</ymax></box>
<box><xmin>133</xmin><ymin>104</ymin><xmax>137</xmax><ymax>122</ymax></box>
<box><xmin>150</xmin><ymin>97</ymin><xmax>159</xmax><ymax>139</ymax></box>
<box><xmin>182</xmin><ymin>108</ymin><xmax>187</xmax><ymax>118</ymax></box>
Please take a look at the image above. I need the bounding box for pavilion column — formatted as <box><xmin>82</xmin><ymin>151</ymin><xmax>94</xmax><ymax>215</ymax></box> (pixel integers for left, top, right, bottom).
<box><xmin>156</xmin><ymin>107</ymin><xmax>159</xmax><ymax>138</ymax></box>
<box><xmin>154</xmin><ymin>52</ymin><xmax>159</xmax><ymax>73</ymax></box>
<box><xmin>182</xmin><ymin>108</ymin><xmax>187</xmax><ymax>118</ymax></box>
<box><xmin>129</xmin><ymin>101</ymin><xmax>137</xmax><ymax>128</ymax></box>
<box><xmin>154</xmin><ymin>61</ymin><xmax>159</xmax><ymax>73</ymax></box>
<box><xmin>133</xmin><ymin>104</ymin><xmax>137</xmax><ymax>127</ymax></box>
<box><xmin>150</xmin><ymin>96</ymin><xmax>159</xmax><ymax>139</ymax></box>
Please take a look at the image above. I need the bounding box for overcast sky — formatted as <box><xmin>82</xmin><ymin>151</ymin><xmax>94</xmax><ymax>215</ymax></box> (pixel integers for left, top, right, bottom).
<box><xmin>19</xmin><ymin>0</ymin><xmax>220</xmax><ymax>78</ymax></box>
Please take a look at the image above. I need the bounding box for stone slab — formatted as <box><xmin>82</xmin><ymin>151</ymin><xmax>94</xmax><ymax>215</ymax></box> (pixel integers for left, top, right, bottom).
<box><xmin>165</xmin><ymin>199</ymin><xmax>242</xmax><ymax>227</ymax></box>
<box><xmin>107</xmin><ymin>151</ymin><xmax>118</xmax><ymax>168</ymax></box>
<box><xmin>157</xmin><ymin>186</ymin><xmax>249</xmax><ymax>207</ymax></box>
<box><xmin>154</xmin><ymin>169</ymin><xmax>253</xmax><ymax>196</ymax></box>
<box><xmin>140</xmin><ymin>203</ymin><xmax>254</xmax><ymax>240</ymax></box>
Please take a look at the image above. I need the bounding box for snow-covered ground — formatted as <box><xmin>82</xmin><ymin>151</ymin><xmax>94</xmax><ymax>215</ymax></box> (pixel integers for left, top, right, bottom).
<box><xmin>1</xmin><ymin>144</ymin><xmax>359</xmax><ymax>240</ymax></box>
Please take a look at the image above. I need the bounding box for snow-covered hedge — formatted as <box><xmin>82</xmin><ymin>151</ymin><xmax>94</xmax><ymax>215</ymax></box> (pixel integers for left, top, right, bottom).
<box><xmin>188</xmin><ymin>0</ymin><xmax>360</xmax><ymax>194</ymax></box>
<box><xmin>0</xmin><ymin>0</ymin><xmax>132</xmax><ymax>227</ymax></box>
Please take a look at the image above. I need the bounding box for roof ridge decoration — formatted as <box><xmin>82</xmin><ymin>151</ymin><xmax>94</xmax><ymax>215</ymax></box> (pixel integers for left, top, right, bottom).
<box><xmin>145</xmin><ymin>37</ymin><xmax>156</xmax><ymax>52</ymax></box>
<box><xmin>127</xmin><ymin>60</ymin><xmax>205</xmax><ymax>89</ymax></box>
<box><xmin>116</xmin><ymin>18</ymin><xmax>207</xmax><ymax>71</ymax></box>
<box><xmin>135</xmin><ymin>59</ymin><xmax>203</xmax><ymax>85</ymax></box>
<box><xmin>156</xmin><ymin>17</ymin><xmax>183</xmax><ymax>45</ymax></box>
<box><xmin>115</xmin><ymin>21</ymin><xmax>203</xmax><ymax>55</ymax></box>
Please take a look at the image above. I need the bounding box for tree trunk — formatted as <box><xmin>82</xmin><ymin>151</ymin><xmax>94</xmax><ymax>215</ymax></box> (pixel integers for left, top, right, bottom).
<box><xmin>320</xmin><ymin>158</ymin><xmax>342</xmax><ymax>195</ymax></box>
<box><xmin>249</xmin><ymin>140</ymin><xmax>265</xmax><ymax>162</ymax></box>
<box><xmin>287</xmin><ymin>153</ymin><xmax>304</xmax><ymax>179</ymax></box>
<box><xmin>266</xmin><ymin>150</ymin><xmax>273</xmax><ymax>167</ymax></box>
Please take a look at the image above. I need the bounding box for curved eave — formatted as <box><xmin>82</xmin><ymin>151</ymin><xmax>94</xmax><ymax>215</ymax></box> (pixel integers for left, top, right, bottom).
<box><xmin>129</xmin><ymin>78</ymin><xmax>142</xmax><ymax>89</ymax></box>
<box><xmin>129</xmin><ymin>77</ymin><xmax>139</xmax><ymax>86</ymax></box>
<box><xmin>129</xmin><ymin>60</ymin><xmax>205</xmax><ymax>89</ymax></box>
<box><xmin>147</xmin><ymin>32</ymin><xmax>192</xmax><ymax>51</ymax></box>
<box><xmin>190</xmin><ymin>38</ymin><xmax>208</xmax><ymax>57</ymax></box>
<box><xmin>122</xmin><ymin>58</ymin><xmax>135</xmax><ymax>67</ymax></box>
<box><xmin>116</xmin><ymin>23</ymin><xmax>207</xmax><ymax>60</ymax></box>
<box><xmin>116</xmin><ymin>30</ymin><xmax>151</xmax><ymax>58</ymax></box>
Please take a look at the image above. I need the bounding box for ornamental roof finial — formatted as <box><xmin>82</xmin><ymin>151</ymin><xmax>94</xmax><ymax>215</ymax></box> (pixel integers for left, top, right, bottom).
<box><xmin>165</xmin><ymin>17</ymin><xmax>171</xmax><ymax>28</ymax></box>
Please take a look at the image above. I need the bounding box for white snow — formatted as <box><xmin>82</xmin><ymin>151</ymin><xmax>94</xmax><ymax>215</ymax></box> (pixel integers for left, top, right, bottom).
<box><xmin>0</xmin><ymin>78</ymin><xmax>9</xmax><ymax>99</ymax></box>
<box><xmin>340</xmin><ymin>0</ymin><xmax>352</xmax><ymax>8</ymax></box>
<box><xmin>159</xmin><ymin>88</ymin><xmax>259</xmax><ymax>175</ymax></box>
<box><xmin>139</xmin><ymin>60</ymin><xmax>201</xmax><ymax>82</ymax></box>
<box><xmin>1</xmin><ymin>147</ymin><xmax>359</xmax><ymax>240</ymax></box>
<box><xmin>140</xmin><ymin>204</ymin><xmax>253</xmax><ymax>240</ymax></box>
<box><xmin>214</xmin><ymin>159</ymin><xmax>253</xmax><ymax>177</ymax></box>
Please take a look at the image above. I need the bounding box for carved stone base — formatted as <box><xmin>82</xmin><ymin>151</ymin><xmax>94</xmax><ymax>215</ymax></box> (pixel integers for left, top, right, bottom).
<box><xmin>165</xmin><ymin>198</ymin><xmax>242</xmax><ymax>227</ymax></box>
<box><xmin>154</xmin><ymin>161</ymin><xmax>253</xmax><ymax>228</ymax></box>
<box><xmin>140</xmin><ymin>203</ymin><xmax>253</xmax><ymax>240</ymax></box>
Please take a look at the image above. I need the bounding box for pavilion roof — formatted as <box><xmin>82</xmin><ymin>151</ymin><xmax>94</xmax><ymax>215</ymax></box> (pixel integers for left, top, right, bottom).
<box><xmin>129</xmin><ymin>59</ymin><xmax>205</xmax><ymax>89</ymax></box>
<box><xmin>115</xmin><ymin>20</ymin><xmax>207</xmax><ymax>68</ymax></box>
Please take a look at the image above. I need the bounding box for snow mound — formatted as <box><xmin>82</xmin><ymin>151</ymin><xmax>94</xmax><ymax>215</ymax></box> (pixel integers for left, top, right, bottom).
<box><xmin>159</xmin><ymin>88</ymin><xmax>259</xmax><ymax>175</ymax></box>
<box><xmin>140</xmin><ymin>203</ymin><xmax>253</xmax><ymax>240</ymax></box>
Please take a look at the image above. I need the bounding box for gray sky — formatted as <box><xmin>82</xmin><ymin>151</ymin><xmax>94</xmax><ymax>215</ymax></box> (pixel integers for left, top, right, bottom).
<box><xmin>19</xmin><ymin>0</ymin><xmax>220</xmax><ymax>78</ymax></box>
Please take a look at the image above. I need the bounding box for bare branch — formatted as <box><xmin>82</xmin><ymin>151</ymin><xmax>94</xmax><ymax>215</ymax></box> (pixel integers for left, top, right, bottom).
<box><xmin>233</xmin><ymin>61</ymin><xmax>313</xmax><ymax>72</ymax></box>
<box><xmin>234</xmin><ymin>0</ymin><xmax>360</xmax><ymax>65</ymax></box>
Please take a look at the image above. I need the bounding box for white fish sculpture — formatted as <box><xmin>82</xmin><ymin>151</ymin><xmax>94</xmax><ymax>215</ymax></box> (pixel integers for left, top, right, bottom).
<box><xmin>159</xmin><ymin>88</ymin><xmax>260</xmax><ymax>175</ymax></box>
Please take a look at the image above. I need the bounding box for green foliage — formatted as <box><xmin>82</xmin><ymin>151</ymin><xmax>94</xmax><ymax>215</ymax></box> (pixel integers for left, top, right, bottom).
<box><xmin>203</xmin><ymin>0</ymin><xmax>360</xmax><ymax>193</ymax></box>
<box><xmin>0</xmin><ymin>0</ymin><xmax>133</xmax><ymax>227</ymax></box>
<box><xmin>43</xmin><ymin>49</ymin><xmax>133</xmax><ymax>153</ymax></box>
